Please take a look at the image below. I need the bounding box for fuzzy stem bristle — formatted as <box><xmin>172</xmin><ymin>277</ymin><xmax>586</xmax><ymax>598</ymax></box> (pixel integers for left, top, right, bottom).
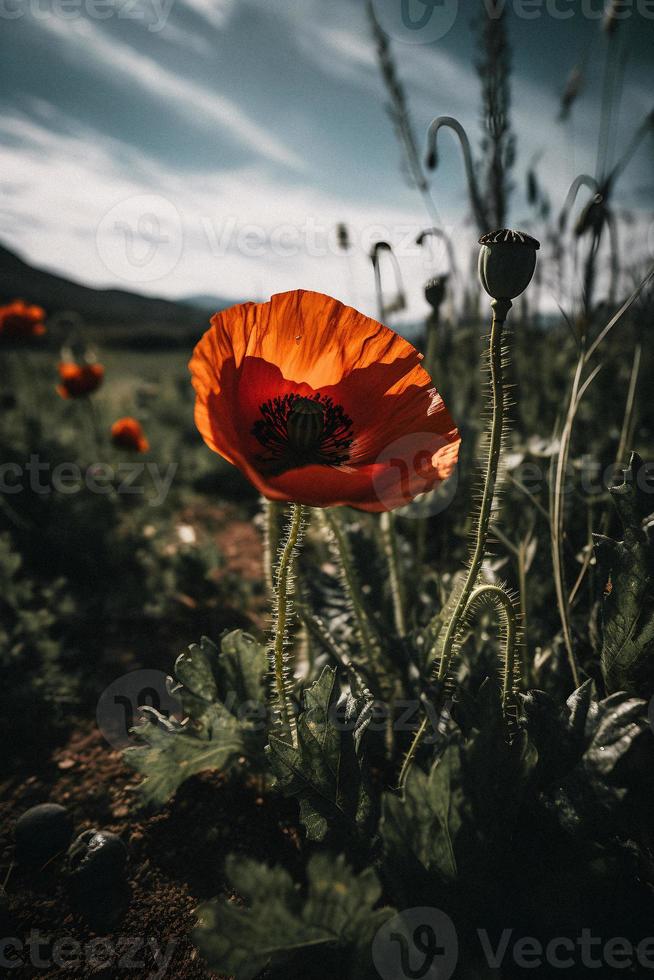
<box><xmin>269</xmin><ymin>502</ymin><xmax>304</xmax><ymax>747</ymax></box>
<box><xmin>398</xmin><ymin>299</ymin><xmax>512</xmax><ymax>790</ymax></box>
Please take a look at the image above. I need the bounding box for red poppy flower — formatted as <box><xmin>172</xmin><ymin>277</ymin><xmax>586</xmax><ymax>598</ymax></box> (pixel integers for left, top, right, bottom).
<box><xmin>189</xmin><ymin>290</ymin><xmax>460</xmax><ymax>512</ymax></box>
<box><xmin>57</xmin><ymin>362</ymin><xmax>104</xmax><ymax>399</ymax></box>
<box><xmin>111</xmin><ymin>417</ymin><xmax>149</xmax><ymax>453</ymax></box>
<box><xmin>0</xmin><ymin>299</ymin><xmax>46</xmax><ymax>339</ymax></box>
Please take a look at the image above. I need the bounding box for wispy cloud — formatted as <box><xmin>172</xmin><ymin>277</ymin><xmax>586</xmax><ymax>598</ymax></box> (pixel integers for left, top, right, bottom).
<box><xmin>34</xmin><ymin>14</ymin><xmax>304</xmax><ymax>171</ymax></box>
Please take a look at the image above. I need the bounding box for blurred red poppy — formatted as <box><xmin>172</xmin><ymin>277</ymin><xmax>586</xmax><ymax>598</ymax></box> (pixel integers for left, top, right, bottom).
<box><xmin>189</xmin><ymin>290</ymin><xmax>460</xmax><ymax>512</ymax></box>
<box><xmin>111</xmin><ymin>417</ymin><xmax>149</xmax><ymax>453</ymax></box>
<box><xmin>0</xmin><ymin>299</ymin><xmax>46</xmax><ymax>339</ymax></box>
<box><xmin>57</xmin><ymin>362</ymin><xmax>104</xmax><ymax>399</ymax></box>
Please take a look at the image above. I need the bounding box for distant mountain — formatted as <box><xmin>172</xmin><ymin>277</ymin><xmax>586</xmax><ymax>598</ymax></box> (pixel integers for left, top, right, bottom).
<box><xmin>0</xmin><ymin>243</ymin><xmax>232</xmax><ymax>347</ymax></box>
<box><xmin>184</xmin><ymin>293</ymin><xmax>240</xmax><ymax>312</ymax></box>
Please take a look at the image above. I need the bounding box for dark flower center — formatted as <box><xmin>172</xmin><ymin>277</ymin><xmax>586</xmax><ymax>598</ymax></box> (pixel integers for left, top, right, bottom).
<box><xmin>252</xmin><ymin>393</ymin><xmax>354</xmax><ymax>472</ymax></box>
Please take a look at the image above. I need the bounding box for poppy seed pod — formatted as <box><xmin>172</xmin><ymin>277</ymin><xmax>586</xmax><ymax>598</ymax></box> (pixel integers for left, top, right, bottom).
<box><xmin>424</xmin><ymin>275</ymin><xmax>448</xmax><ymax>311</ymax></box>
<box><xmin>478</xmin><ymin>229</ymin><xmax>540</xmax><ymax>301</ymax></box>
<box><xmin>574</xmin><ymin>194</ymin><xmax>606</xmax><ymax>238</ymax></box>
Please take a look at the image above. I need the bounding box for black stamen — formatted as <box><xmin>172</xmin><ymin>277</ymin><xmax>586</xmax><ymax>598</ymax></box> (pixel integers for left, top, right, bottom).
<box><xmin>252</xmin><ymin>392</ymin><xmax>353</xmax><ymax>473</ymax></box>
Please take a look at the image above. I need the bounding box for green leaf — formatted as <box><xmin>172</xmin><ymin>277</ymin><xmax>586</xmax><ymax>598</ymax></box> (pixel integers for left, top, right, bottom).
<box><xmin>194</xmin><ymin>853</ymin><xmax>394</xmax><ymax>980</ymax></box>
<box><xmin>382</xmin><ymin>681</ymin><xmax>537</xmax><ymax>886</ymax></box>
<box><xmin>382</xmin><ymin>742</ymin><xmax>463</xmax><ymax>883</ymax></box>
<box><xmin>268</xmin><ymin>666</ymin><xmax>375</xmax><ymax>841</ymax></box>
<box><xmin>525</xmin><ymin>682</ymin><xmax>653</xmax><ymax>838</ymax></box>
<box><xmin>126</xmin><ymin>630</ymin><xmax>267</xmax><ymax>806</ymax></box>
<box><xmin>594</xmin><ymin>452</ymin><xmax>654</xmax><ymax>698</ymax></box>
<box><xmin>582</xmin><ymin>691</ymin><xmax>650</xmax><ymax>780</ymax></box>
<box><xmin>217</xmin><ymin>629</ymin><xmax>267</xmax><ymax>707</ymax></box>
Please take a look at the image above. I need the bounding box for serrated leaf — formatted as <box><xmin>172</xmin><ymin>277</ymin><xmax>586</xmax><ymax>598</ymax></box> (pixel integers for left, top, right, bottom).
<box><xmin>268</xmin><ymin>666</ymin><xmax>375</xmax><ymax>841</ymax></box>
<box><xmin>531</xmin><ymin>685</ymin><xmax>653</xmax><ymax>838</ymax></box>
<box><xmin>217</xmin><ymin>629</ymin><xmax>267</xmax><ymax>706</ymax></box>
<box><xmin>382</xmin><ymin>681</ymin><xmax>537</xmax><ymax>886</ymax></box>
<box><xmin>581</xmin><ymin>691</ymin><xmax>650</xmax><ymax>780</ymax></box>
<box><xmin>126</xmin><ymin>630</ymin><xmax>267</xmax><ymax>805</ymax></box>
<box><xmin>175</xmin><ymin>636</ymin><xmax>218</xmax><ymax>704</ymax></box>
<box><xmin>594</xmin><ymin>452</ymin><xmax>654</xmax><ymax>698</ymax></box>
<box><xmin>382</xmin><ymin>742</ymin><xmax>463</xmax><ymax>883</ymax></box>
<box><xmin>194</xmin><ymin>853</ymin><xmax>394</xmax><ymax>980</ymax></box>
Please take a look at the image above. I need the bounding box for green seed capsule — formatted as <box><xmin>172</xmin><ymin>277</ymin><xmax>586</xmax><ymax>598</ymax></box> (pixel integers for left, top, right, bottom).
<box><xmin>424</xmin><ymin>275</ymin><xmax>448</xmax><ymax>311</ymax></box>
<box><xmin>287</xmin><ymin>397</ymin><xmax>325</xmax><ymax>452</ymax></box>
<box><xmin>478</xmin><ymin>228</ymin><xmax>540</xmax><ymax>300</ymax></box>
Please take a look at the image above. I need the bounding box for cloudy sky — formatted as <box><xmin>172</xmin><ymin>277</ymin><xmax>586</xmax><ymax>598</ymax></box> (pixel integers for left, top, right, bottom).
<box><xmin>0</xmin><ymin>0</ymin><xmax>652</xmax><ymax>321</ymax></box>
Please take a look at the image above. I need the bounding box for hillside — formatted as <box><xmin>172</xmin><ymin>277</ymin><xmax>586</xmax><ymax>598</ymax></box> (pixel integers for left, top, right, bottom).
<box><xmin>0</xmin><ymin>243</ymin><xmax>230</xmax><ymax>347</ymax></box>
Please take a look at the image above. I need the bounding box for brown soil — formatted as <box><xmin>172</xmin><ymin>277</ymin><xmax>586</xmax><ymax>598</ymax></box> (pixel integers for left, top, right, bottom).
<box><xmin>0</xmin><ymin>725</ymin><xmax>303</xmax><ymax>980</ymax></box>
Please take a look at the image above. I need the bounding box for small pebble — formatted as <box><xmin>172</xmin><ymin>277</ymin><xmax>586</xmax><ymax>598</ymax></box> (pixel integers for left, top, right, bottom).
<box><xmin>14</xmin><ymin>803</ymin><xmax>73</xmax><ymax>865</ymax></box>
<box><xmin>67</xmin><ymin>830</ymin><xmax>128</xmax><ymax>888</ymax></box>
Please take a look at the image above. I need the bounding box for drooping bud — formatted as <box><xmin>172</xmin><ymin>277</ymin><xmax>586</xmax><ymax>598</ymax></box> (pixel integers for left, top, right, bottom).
<box><xmin>478</xmin><ymin>229</ymin><xmax>540</xmax><ymax>301</ymax></box>
<box><xmin>573</xmin><ymin>193</ymin><xmax>606</xmax><ymax>238</ymax></box>
<box><xmin>336</xmin><ymin>223</ymin><xmax>350</xmax><ymax>252</ymax></box>
<box><xmin>287</xmin><ymin>397</ymin><xmax>324</xmax><ymax>453</ymax></box>
<box><xmin>424</xmin><ymin>275</ymin><xmax>448</xmax><ymax>311</ymax></box>
<box><xmin>559</xmin><ymin>65</ymin><xmax>583</xmax><ymax>121</ymax></box>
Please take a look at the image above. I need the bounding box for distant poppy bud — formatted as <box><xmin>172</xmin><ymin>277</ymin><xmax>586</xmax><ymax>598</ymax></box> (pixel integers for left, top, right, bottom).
<box><xmin>573</xmin><ymin>194</ymin><xmax>606</xmax><ymax>238</ymax></box>
<box><xmin>478</xmin><ymin>229</ymin><xmax>540</xmax><ymax>301</ymax></box>
<box><xmin>111</xmin><ymin>417</ymin><xmax>149</xmax><ymax>453</ymax></box>
<box><xmin>602</xmin><ymin>0</ymin><xmax>620</xmax><ymax>35</ymax></box>
<box><xmin>0</xmin><ymin>299</ymin><xmax>46</xmax><ymax>340</ymax></box>
<box><xmin>526</xmin><ymin>170</ymin><xmax>538</xmax><ymax>206</ymax></box>
<box><xmin>559</xmin><ymin>66</ymin><xmax>583</xmax><ymax>121</ymax></box>
<box><xmin>57</xmin><ymin>362</ymin><xmax>104</xmax><ymax>399</ymax></box>
<box><xmin>424</xmin><ymin>275</ymin><xmax>447</xmax><ymax>311</ymax></box>
<box><xmin>336</xmin><ymin>223</ymin><xmax>350</xmax><ymax>251</ymax></box>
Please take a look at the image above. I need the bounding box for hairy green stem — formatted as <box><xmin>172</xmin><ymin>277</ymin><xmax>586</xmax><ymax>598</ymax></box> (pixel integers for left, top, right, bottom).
<box><xmin>380</xmin><ymin>511</ymin><xmax>406</xmax><ymax>636</ymax></box>
<box><xmin>433</xmin><ymin>297</ymin><xmax>510</xmax><ymax>676</ymax></box>
<box><xmin>517</xmin><ymin>539</ymin><xmax>530</xmax><ymax>685</ymax></box>
<box><xmin>465</xmin><ymin>585</ymin><xmax>519</xmax><ymax>705</ymax></box>
<box><xmin>270</xmin><ymin>502</ymin><xmax>303</xmax><ymax>747</ymax></box>
<box><xmin>398</xmin><ymin>298</ymin><xmax>511</xmax><ymax>789</ymax></box>
<box><xmin>550</xmin><ymin>345</ymin><xmax>584</xmax><ymax>690</ymax></box>
<box><xmin>323</xmin><ymin>510</ymin><xmax>378</xmax><ymax>664</ymax></box>
<box><xmin>263</xmin><ymin>498</ymin><xmax>281</xmax><ymax>596</ymax></box>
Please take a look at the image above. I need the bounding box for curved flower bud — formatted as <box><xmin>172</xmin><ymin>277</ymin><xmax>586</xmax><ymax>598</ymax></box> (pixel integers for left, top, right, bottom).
<box><xmin>478</xmin><ymin>228</ymin><xmax>540</xmax><ymax>301</ymax></box>
<box><xmin>424</xmin><ymin>275</ymin><xmax>448</xmax><ymax>311</ymax></box>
